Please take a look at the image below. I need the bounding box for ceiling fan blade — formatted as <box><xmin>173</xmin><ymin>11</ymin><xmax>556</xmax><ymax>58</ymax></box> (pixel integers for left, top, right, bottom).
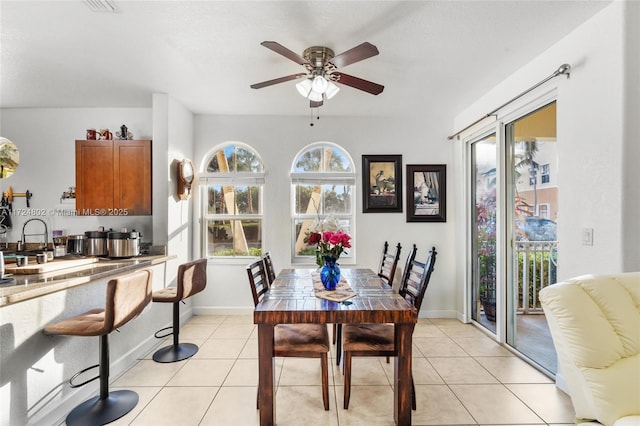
<box><xmin>250</xmin><ymin>73</ymin><xmax>307</xmax><ymax>89</ymax></box>
<box><xmin>261</xmin><ymin>41</ymin><xmax>309</xmax><ymax>65</ymax></box>
<box><xmin>332</xmin><ymin>72</ymin><xmax>384</xmax><ymax>95</ymax></box>
<box><xmin>329</xmin><ymin>42</ymin><xmax>379</xmax><ymax>69</ymax></box>
<box><xmin>310</xmin><ymin>99</ymin><xmax>323</xmax><ymax>108</ymax></box>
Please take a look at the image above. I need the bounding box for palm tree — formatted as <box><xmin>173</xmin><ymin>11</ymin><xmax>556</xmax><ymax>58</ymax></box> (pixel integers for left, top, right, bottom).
<box><xmin>515</xmin><ymin>140</ymin><xmax>539</xmax><ymax>212</ymax></box>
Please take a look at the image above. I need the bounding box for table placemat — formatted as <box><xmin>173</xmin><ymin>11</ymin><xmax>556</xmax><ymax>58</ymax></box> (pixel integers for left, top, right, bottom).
<box><xmin>311</xmin><ymin>272</ymin><xmax>357</xmax><ymax>302</ymax></box>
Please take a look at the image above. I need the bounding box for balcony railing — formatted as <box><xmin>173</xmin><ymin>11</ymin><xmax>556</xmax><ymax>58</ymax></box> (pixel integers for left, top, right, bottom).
<box><xmin>515</xmin><ymin>241</ymin><xmax>558</xmax><ymax>314</ymax></box>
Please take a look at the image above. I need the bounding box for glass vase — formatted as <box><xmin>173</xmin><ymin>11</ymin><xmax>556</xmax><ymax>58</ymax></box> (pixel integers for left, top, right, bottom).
<box><xmin>320</xmin><ymin>256</ymin><xmax>341</xmax><ymax>290</ymax></box>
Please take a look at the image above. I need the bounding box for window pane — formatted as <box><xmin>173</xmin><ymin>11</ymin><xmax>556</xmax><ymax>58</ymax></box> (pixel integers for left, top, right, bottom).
<box><xmin>326</xmin><ymin>147</ymin><xmax>352</xmax><ymax>172</ymax></box>
<box><xmin>207</xmin><ymin>185</ymin><xmax>261</xmax><ymax>215</ymax></box>
<box><xmin>293</xmin><ymin>184</ymin><xmax>352</xmax><ymax>215</ymax></box>
<box><xmin>206</xmin><ymin>219</ymin><xmax>262</xmax><ymax>256</ymax></box>
<box><xmin>235</xmin><ymin>147</ymin><xmax>264</xmax><ymax>172</ymax></box>
<box><xmin>294</xmin><ymin>184</ymin><xmax>320</xmax><ymax>215</ymax></box>
<box><xmin>294</xmin><ymin>147</ymin><xmax>322</xmax><ymax>172</ymax></box>
<box><xmin>323</xmin><ymin>184</ymin><xmax>351</xmax><ymax>214</ymax></box>
<box><xmin>293</xmin><ymin>146</ymin><xmax>354</xmax><ymax>173</ymax></box>
<box><xmin>206</xmin><ymin>146</ymin><xmax>233</xmax><ymax>172</ymax></box>
<box><xmin>207</xmin><ymin>185</ymin><xmax>224</xmax><ymax>214</ymax></box>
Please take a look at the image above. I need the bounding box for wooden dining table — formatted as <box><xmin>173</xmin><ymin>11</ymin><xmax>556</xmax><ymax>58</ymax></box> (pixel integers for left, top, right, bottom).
<box><xmin>254</xmin><ymin>267</ymin><xmax>417</xmax><ymax>426</ymax></box>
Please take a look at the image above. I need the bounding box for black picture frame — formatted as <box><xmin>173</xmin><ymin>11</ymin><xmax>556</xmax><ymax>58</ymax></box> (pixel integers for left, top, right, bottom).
<box><xmin>406</xmin><ymin>164</ymin><xmax>446</xmax><ymax>222</ymax></box>
<box><xmin>362</xmin><ymin>155</ymin><xmax>403</xmax><ymax>213</ymax></box>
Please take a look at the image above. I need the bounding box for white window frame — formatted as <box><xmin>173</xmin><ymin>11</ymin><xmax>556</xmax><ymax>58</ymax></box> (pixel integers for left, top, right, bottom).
<box><xmin>290</xmin><ymin>142</ymin><xmax>356</xmax><ymax>265</ymax></box>
<box><xmin>541</xmin><ymin>163</ymin><xmax>550</xmax><ymax>184</ymax></box>
<box><xmin>199</xmin><ymin>142</ymin><xmax>265</xmax><ymax>262</ymax></box>
<box><xmin>536</xmin><ymin>203</ymin><xmax>550</xmax><ymax>219</ymax></box>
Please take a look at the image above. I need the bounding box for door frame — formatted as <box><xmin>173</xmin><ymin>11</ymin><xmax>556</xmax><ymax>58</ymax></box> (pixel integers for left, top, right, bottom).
<box><xmin>460</xmin><ymin>88</ymin><xmax>558</xmax><ymax>345</ymax></box>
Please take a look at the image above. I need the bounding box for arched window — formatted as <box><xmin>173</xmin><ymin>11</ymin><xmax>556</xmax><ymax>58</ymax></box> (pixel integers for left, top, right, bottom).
<box><xmin>291</xmin><ymin>142</ymin><xmax>356</xmax><ymax>264</ymax></box>
<box><xmin>200</xmin><ymin>142</ymin><xmax>265</xmax><ymax>258</ymax></box>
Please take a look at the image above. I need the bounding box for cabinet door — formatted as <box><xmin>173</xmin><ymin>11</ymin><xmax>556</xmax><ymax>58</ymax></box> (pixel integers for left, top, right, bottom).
<box><xmin>113</xmin><ymin>140</ymin><xmax>152</xmax><ymax>215</ymax></box>
<box><xmin>75</xmin><ymin>140</ymin><xmax>114</xmax><ymax>213</ymax></box>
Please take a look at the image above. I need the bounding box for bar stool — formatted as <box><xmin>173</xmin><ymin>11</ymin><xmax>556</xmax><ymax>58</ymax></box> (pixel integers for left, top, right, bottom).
<box><xmin>43</xmin><ymin>269</ymin><xmax>152</xmax><ymax>426</ymax></box>
<box><xmin>152</xmin><ymin>258</ymin><xmax>207</xmax><ymax>363</ymax></box>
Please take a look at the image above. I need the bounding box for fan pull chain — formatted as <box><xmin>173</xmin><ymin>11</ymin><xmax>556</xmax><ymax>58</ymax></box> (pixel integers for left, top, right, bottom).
<box><xmin>309</xmin><ymin>108</ymin><xmax>320</xmax><ymax>127</ymax></box>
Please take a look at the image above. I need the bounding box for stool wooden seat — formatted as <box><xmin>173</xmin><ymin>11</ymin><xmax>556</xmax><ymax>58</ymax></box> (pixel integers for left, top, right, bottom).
<box><xmin>152</xmin><ymin>258</ymin><xmax>207</xmax><ymax>363</ymax></box>
<box><xmin>43</xmin><ymin>269</ymin><xmax>152</xmax><ymax>426</ymax></box>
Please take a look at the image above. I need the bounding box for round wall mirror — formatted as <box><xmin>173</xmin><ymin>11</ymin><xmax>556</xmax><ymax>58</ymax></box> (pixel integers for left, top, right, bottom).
<box><xmin>0</xmin><ymin>137</ymin><xmax>19</xmax><ymax>179</ymax></box>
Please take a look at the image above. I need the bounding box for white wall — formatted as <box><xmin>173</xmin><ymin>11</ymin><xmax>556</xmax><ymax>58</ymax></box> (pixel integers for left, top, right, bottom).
<box><xmin>192</xmin><ymin>113</ymin><xmax>458</xmax><ymax>318</ymax></box>
<box><xmin>622</xmin><ymin>0</ymin><xmax>640</xmax><ymax>271</ymax></box>
<box><xmin>453</xmin><ymin>1</ymin><xmax>639</xmax><ymax>283</ymax></box>
<box><xmin>0</xmin><ymin>108</ymin><xmax>154</xmax><ymax>243</ymax></box>
<box><xmin>155</xmin><ymin>94</ymin><xmax>195</xmax><ymax>284</ymax></box>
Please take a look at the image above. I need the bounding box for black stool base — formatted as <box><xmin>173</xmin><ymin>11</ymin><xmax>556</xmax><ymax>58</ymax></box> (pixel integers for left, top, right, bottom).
<box><xmin>66</xmin><ymin>390</ymin><xmax>138</xmax><ymax>426</ymax></box>
<box><xmin>152</xmin><ymin>343</ymin><xmax>199</xmax><ymax>363</ymax></box>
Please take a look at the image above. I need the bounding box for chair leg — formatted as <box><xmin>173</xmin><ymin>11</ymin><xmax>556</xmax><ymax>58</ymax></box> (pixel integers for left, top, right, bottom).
<box><xmin>321</xmin><ymin>353</ymin><xmax>329</xmax><ymax>410</ymax></box>
<box><xmin>335</xmin><ymin>324</ymin><xmax>342</xmax><ymax>366</ymax></box>
<box><xmin>66</xmin><ymin>334</ymin><xmax>139</xmax><ymax>426</ymax></box>
<box><xmin>411</xmin><ymin>374</ymin><xmax>416</xmax><ymax>410</ymax></box>
<box><xmin>332</xmin><ymin>324</ymin><xmax>337</xmax><ymax>344</ymax></box>
<box><xmin>343</xmin><ymin>351</ymin><xmax>352</xmax><ymax>409</ymax></box>
<box><xmin>153</xmin><ymin>301</ymin><xmax>199</xmax><ymax>363</ymax></box>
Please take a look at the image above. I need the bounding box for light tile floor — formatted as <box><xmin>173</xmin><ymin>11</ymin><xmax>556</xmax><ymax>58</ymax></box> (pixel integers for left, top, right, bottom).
<box><xmin>98</xmin><ymin>316</ymin><xmax>576</xmax><ymax>425</ymax></box>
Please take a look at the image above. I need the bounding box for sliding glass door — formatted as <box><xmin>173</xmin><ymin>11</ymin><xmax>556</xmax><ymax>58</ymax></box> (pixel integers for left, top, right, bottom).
<box><xmin>468</xmin><ymin>101</ymin><xmax>559</xmax><ymax>374</ymax></box>
<box><xmin>505</xmin><ymin>102</ymin><xmax>559</xmax><ymax>374</ymax></box>
<box><xmin>470</xmin><ymin>133</ymin><xmax>497</xmax><ymax>334</ymax></box>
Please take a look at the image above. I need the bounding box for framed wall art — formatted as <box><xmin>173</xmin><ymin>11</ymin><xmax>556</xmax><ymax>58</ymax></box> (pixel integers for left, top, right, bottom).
<box><xmin>406</xmin><ymin>164</ymin><xmax>446</xmax><ymax>222</ymax></box>
<box><xmin>362</xmin><ymin>155</ymin><xmax>402</xmax><ymax>213</ymax></box>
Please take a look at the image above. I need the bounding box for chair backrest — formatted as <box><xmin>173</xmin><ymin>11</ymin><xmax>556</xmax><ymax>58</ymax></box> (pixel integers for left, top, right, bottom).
<box><xmin>106</xmin><ymin>269</ymin><xmax>152</xmax><ymax>331</ymax></box>
<box><xmin>397</xmin><ymin>244</ymin><xmax>417</xmax><ymax>290</ymax></box>
<box><xmin>399</xmin><ymin>246</ymin><xmax>436</xmax><ymax>312</ymax></box>
<box><xmin>262</xmin><ymin>252</ymin><xmax>276</xmax><ymax>285</ymax></box>
<box><xmin>378</xmin><ymin>241</ymin><xmax>402</xmax><ymax>285</ymax></box>
<box><xmin>179</xmin><ymin>258</ymin><xmax>208</xmax><ymax>300</ymax></box>
<box><xmin>247</xmin><ymin>258</ymin><xmax>269</xmax><ymax>307</ymax></box>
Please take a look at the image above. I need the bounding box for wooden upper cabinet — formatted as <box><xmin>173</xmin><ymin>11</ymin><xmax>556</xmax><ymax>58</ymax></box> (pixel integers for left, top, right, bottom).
<box><xmin>76</xmin><ymin>140</ymin><xmax>152</xmax><ymax>215</ymax></box>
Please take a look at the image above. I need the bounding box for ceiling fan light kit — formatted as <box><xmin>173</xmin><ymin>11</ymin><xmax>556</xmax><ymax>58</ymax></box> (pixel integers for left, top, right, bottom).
<box><xmin>251</xmin><ymin>41</ymin><xmax>384</xmax><ymax>108</ymax></box>
<box><xmin>295</xmin><ymin>79</ymin><xmax>313</xmax><ymax>97</ymax></box>
<box><xmin>311</xmin><ymin>75</ymin><xmax>329</xmax><ymax>93</ymax></box>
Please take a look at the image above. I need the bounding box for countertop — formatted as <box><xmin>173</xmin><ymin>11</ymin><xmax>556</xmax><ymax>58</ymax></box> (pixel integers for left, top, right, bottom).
<box><xmin>0</xmin><ymin>254</ymin><xmax>176</xmax><ymax>307</ymax></box>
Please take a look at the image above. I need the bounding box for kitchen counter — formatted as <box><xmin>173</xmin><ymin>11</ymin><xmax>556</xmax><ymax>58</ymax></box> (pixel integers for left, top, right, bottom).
<box><xmin>0</xmin><ymin>254</ymin><xmax>175</xmax><ymax>307</ymax></box>
<box><xmin>0</xmin><ymin>253</ymin><xmax>181</xmax><ymax>425</ymax></box>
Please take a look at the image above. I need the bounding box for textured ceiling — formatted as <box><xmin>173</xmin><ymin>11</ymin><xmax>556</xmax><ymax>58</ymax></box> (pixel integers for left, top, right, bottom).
<box><xmin>0</xmin><ymin>1</ymin><xmax>612</xmax><ymax>117</ymax></box>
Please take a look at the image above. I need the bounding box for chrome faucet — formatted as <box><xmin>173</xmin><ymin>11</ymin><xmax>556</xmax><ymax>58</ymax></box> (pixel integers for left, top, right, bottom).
<box><xmin>21</xmin><ymin>218</ymin><xmax>48</xmax><ymax>250</ymax></box>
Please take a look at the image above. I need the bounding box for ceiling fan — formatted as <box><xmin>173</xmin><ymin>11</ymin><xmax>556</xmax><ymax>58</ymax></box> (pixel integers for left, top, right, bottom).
<box><xmin>250</xmin><ymin>41</ymin><xmax>384</xmax><ymax>107</ymax></box>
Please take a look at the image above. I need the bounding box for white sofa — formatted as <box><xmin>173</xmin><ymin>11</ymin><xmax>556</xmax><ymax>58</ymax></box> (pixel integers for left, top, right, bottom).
<box><xmin>539</xmin><ymin>272</ymin><xmax>640</xmax><ymax>426</ymax></box>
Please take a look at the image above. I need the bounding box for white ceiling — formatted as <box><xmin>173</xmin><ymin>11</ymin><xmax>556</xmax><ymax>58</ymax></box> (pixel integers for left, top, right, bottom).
<box><xmin>0</xmin><ymin>0</ymin><xmax>612</xmax><ymax>118</ymax></box>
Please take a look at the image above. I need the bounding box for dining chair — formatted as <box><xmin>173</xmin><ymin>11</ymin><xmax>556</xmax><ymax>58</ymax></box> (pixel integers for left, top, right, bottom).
<box><xmin>333</xmin><ymin>241</ymin><xmax>404</xmax><ymax>366</ymax></box>
<box><xmin>262</xmin><ymin>251</ymin><xmax>276</xmax><ymax>285</ymax></box>
<box><xmin>341</xmin><ymin>246</ymin><xmax>437</xmax><ymax>410</ymax></box>
<box><xmin>397</xmin><ymin>243</ymin><xmax>418</xmax><ymax>294</ymax></box>
<box><xmin>246</xmin><ymin>259</ymin><xmax>331</xmax><ymax>410</ymax></box>
<box><xmin>378</xmin><ymin>241</ymin><xmax>402</xmax><ymax>286</ymax></box>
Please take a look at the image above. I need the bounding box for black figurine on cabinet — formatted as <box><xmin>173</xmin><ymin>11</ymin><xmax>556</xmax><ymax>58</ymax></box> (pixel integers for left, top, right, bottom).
<box><xmin>116</xmin><ymin>124</ymin><xmax>133</xmax><ymax>140</ymax></box>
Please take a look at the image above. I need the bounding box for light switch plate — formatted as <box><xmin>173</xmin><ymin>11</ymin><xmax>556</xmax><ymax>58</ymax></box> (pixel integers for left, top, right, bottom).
<box><xmin>582</xmin><ymin>228</ymin><xmax>594</xmax><ymax>246</ymax></box>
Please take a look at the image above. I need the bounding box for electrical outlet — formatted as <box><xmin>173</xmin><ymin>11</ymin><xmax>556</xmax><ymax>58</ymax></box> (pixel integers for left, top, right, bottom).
<box><xmin>582</xmin><ymin>228</ymin><xmax>594</xmax><ymax>246</ymax></box>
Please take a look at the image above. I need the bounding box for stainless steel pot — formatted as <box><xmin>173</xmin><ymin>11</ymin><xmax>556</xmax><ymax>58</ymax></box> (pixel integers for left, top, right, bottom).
<box><xmin>84</xmin><ymin>230</ymin><xmax>108</xmax><ymax>257</ymax></box>
<box><xmin>66</xmin><ymin>235</ymin><xmax>86</xmax><ymax>256</ymax></box>
<box><xmin>107</xmin><ymin>230</ymin><xmax>140</xmax><ymax>258</ymax></box>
